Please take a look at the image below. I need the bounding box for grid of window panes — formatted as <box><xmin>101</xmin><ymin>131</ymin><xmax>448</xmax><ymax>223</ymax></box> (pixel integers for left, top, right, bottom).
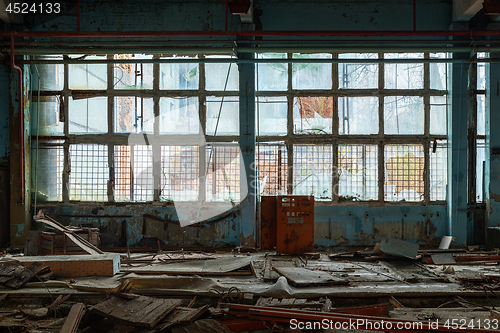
<box><xmin>256</xmin><ymin>144</ymin><xmax>288</xmax><ymax>196</ymax></box>
<box><xmin>338</xmin><ymin>145</ymin><xmax>378</xmax><ymax>201</ymax></box>
<box><xmin>30</xmin><ymin>52</ymin><xmax>448</xmax><ymax>203</ymax></box>
<box><xmin>69</xmin><ymin>144</ymin><xmax>108</xmax><ymax>201</ymax></box>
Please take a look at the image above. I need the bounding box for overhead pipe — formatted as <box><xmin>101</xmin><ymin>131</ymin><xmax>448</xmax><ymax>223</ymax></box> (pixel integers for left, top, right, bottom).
<box><xmin>11</xmin><ymin>46</ymin><xmax>500</xmax><ymax>56</ymax></box>
<box><xmin>10</xmin><ymin>36</ymin><xmax>24</xmax><ymax>203</ymax></box>
<box><xmin>2</xmin><ymin>30</ymin><xmax>500</xmax><ymax>38</ymax></box>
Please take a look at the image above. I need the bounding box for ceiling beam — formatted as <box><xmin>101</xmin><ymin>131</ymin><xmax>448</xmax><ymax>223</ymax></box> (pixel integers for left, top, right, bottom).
<box><xmin>453</xmin><ymin>0</ymin><xmax>484</xmax><ymax>22</ymax></box>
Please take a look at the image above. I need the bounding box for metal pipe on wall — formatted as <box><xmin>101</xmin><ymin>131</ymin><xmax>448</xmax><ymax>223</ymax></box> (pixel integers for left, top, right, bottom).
<box><xmin>10</xmin><ymin>36</ymin><xmax>24</xmax><ymax>203</ymax></box>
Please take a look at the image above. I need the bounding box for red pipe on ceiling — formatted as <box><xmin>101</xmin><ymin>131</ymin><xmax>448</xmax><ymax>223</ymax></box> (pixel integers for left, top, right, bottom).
<box><xmin>10</xmin><ymin>36</ymin><xmax>24</xmax><ymax>204</ymax></box>
<box><xmin>1</xmin><ymin>30</ymin><xmax>500</xmax><ymax>38</ymax></box>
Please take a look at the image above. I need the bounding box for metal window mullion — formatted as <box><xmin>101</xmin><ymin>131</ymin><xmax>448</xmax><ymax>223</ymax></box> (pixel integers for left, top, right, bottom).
<box><xmin>62</xmin><ymin>62</ymin><xmax>70</xmax><ymax>202</ymax></box>
<box><xmin>130</xmin><ymin>145</ymin><xmax>135</xmax><ymax>201</ymax></box>
<box><xmin>199</xmin><ymin>56</ymin><xmax>206</xmax><ymax>202</ymax></box>
<box><xmin>153</xmin><ymin>59</ymin><xmax>161</xmax><ymax>202</ymax></box>
<box><xmin>378</xmin><ymin>53</ymin><xmax>384</xmax><ymax>202</ymax></box>
<box><xmin>332</xmin><ymin>53</ymin><xmax>339</xmax><ymax>203</ymax></box>
<box><xmin>287</xmin><ymin>53</ymin><xmax>293</xmax><ymax>194</ymax></box>
<box><xmin>107</xmin><ymin>55</ymin><xmax>114</xmax><ymax>202</ymax></box>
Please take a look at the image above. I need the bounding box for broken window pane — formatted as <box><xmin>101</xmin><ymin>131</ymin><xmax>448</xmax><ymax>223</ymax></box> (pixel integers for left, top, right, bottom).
<box><xmin>69</xmin><ymin>55</ymin><xmax>107</xmax><ymax>90</ymax></box>
<box><xmin>206</xmin><ymin>144</ymin><xmax>240</xmax><ymax>202</ymax></box>
<box><xmin>206</xmin><ymin>96</ymin><xmax>239</xmax><ymax>135</ymax></box>
<box><xmin>292</xmin><ymin>53</ymin><xmax>332</xmax><ymax>90</ymax></box>
<box><xmin>257</xmin><ymin>53</ymin><xmax>287</xmax><ymax>91</ymax></box>
<box><xmin>293</xmin><ymin>145</ymin><xmax>333</xmax><ymax>200</ymax></box>
<box><xmin>477</xmin><ymin>139</ymin><xmax>486</xmax><ymax>202</ymax></box>
<box><xmin>205</xmin><ymin>55</ymin><xmax>238</xmax><ymax>91</ymax></box>
<box><xmin>384</xmin><ymin>96</ymin><xmax>424</xmax><ymax>134</ymax></box>
<box><xmin>478</xmin><ymin>94</ymin><xmax>485</xmax><ymax>136</ymax></box>
<box><xmin>31</xmin><ymin>96</ymin><xmax>63</xmax><ymax>136</ymax></box>
<box><xmin>430</xmin><ymin>95</ymin><xmax>447</xmax><ymax>135</ymax></box>
<box><xmin>429</xmin><ymin>140</ymin><xmax>447</xmax><ymax>201</ymax></box>
<box><xmin>385</xmin><ymin>53</ymin><xmax>424</xmax><ymax>89</ymax></box>
<box><xmin>338</xmin><ymin>53</ymin><xmax>378</xmax><ymax>89</ymax></box>
<box><xmin>114</xmin><ymin>54</ymin><xmax>153</xmax><ymax>89</ymax></box>
<box><xmin>338</xmin><ymin>97</ymin><xmax>378</xmax><ymax>135</ymax></box>
<box><xmin>69</xmin><ymin>96</ymin><xmax>108</xmax><ymax>134</ymax></box>
<box><xmin>114</xmin><ymin>145</ymin><xmax>153</xmax><ymax>202</ymax></box>
<box><xmin>160</xmin><ymin>146</ymin><xmax>200</xmax><ymax>202</ymax></box>
<box><xmin>114</xmin><ymin>97</ymin><xmax>154</xmax><ymax>133</ymax></box>
<box><xmin>293</xmin><ymin>96</ymin><xmax>333</xmax><ymax>134</ymax></box>
<box><xmin>31</xmin><ymin>56</ymin><xmax>64</xmax><ymax>91</ymax></box>
<box><xmin>430</xmin><ymin>53</ymin><xmax>447</xmax><ymax>90</ymax></box>
<box><xmin>159</xmin><ymin>97</ymin><xmax>199</xmax><ymax>135</ymax></box>
<box><xmin>69</xmin><ymin>144</ymin><xmax>108</xmax><ymax>201</ymax></box>
<box><xmin>256</xmin><ymin>143</ymin><xmax>288</xmax><ymax>196</ymax></box>
<box><xmin>384</xmin><ymin>145</ymin><xmax>424</xmax><ymax>202</ymax></box>
<box><xmin>160</xmin><ymin>56</ymin><xmax>199</xmax><ymax>90</ymax></box>
<box><xmin>257</xmin><ymin>97</ymin><xmax>287</xmax><ymax>135</ymax></box>
<box><xmin>338</xmin><ymin>144</ymin><xmax>378</xmax><ymax>201</ymax></box>
<box><xmin>31</xmin><ymin>144</ymin><xmax>63</xmax><ymax>202</ymax></box>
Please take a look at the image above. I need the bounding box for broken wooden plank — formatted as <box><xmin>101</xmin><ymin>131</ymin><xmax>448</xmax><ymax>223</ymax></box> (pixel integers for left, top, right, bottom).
<box><xmin>47</xmin><ymin>294</ymin><xmax>71</xmax><ymax>310</ymax></box>
<box><xmin>263</xmin><ymin>257</ymin><xmax>273</xmax><ymax>282</ymax></box>
<box><xmin>34</xmin><ymin>212</ymin><xmax>103</xmax><ymax>255</ymax></box>
<box><xmin>431</xmin><ymin>253</ymin><xmax>456</xmax><ymax>265</ymax></box>
<box><xmin>14</xmin><ymin>253</ymin><xmax>120</xmax><ymax>277</ymax></box>
<box><xmin>4</xmin><ymin>262</ymin><xmax>43</xmax><ymax>289</ymax></box>
<box><xmin>121</xmin><ymin>256</ymin><xmax>254</xmax><ymax>276</ymax></box>
<box><xmin>152</xmin><ymin>305</ymin><xmax>209</xmax><ymax>330</ymax></box>
<box><xmin>322</xmin><ymin>297</ymin><xmax>332</xmax><ymax>312</ymax></box>
<box><xmin>0</xmin><ymin>293</ymin><xmax>7</xmax><ymax>303</ymax></box>
<box><xmin>491</xmin><ymin>309</ymin><xmax>500</xmax><ymax>320</ymax></box>
<box><xmin>60</xmin><ymin>303</ymin><xmax>86</xmax><ymax>333</ymax></box>
<box><xmin>273</xmin><ymin>266</ymin><xmax>349</xmax><ymax>287</ymax></box>
<box><xmin>455</xmin><ymin>271</ymin><xmax>487</xmax><ymax>282</ymax></box>
<box><xmin>20</xmin><ymin>307</ymin><xmax>49</xmax><ymax>319</ymax></box>
<box><xmin>379</xmin><ymin>238</ymin><xmax>419</xmax><ymax>259</ymax></box>
<box><xmin>91</xmin><ymin>295</ymin><xmax>181</xmax><ymax>328</ymax></box>
<box><xmin>388</xmin><ymin>296</ymin><xmax>404</xmax><ymax>309</ymax></box>
<box><xmin>379</xmin><ymin>261</ymin><xmax>418</xmax><ymax>283</ymax></box>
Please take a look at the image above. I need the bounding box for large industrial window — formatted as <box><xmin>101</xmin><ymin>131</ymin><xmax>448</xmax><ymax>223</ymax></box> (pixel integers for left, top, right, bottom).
<box><xmin>256</xmin><ymin>52</ymin><xmax>447</xmax><ymax>203</ymax></box>
<box><xmin>30</xmin><ymin>52</ymin><xmax>447</xmax><ymax>204</ymax></box>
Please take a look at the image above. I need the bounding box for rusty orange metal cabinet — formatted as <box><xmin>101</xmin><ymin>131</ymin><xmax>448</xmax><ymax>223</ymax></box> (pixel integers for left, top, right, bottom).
<box><xmin>260</xmin><ymin>196</ymin><xmax>277</xmax><ymax>250</ymax></box>
<box><xmin>276</xmin><ymin>196</ymin><xmax>314</xmax><ymax>254</ymax></box>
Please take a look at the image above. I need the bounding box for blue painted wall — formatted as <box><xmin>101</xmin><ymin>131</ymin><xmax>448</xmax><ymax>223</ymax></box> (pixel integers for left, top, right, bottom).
<box><xmin>15</xmin><ymin>0</ymin><xmax>455</xmax><ymax>247</ymax></box>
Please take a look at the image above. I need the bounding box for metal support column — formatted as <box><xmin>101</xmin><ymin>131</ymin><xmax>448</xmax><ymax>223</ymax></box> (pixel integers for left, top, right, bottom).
<box><xmin>447</xmin><ymin>52</ymin><xmax>469</xmax><ymax>245</ymax></box>
<box><xmin>238</xmin><ymin>43</ymin><xmax>256</xmax><ymax>247</ymax></box>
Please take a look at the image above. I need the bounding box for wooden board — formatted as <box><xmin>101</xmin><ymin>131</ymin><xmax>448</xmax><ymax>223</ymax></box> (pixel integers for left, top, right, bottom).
<box><xmin>4</xmin><ymin>262</ymin><xmax>44</xmax><ymax>289</ymax></box>
<box><xmin>91</xmin><ymin>296</ymin><xmax>181</xmax><ymax>328</ymax></box>
<box><xmin>121</xmin><ymin>256</ymin><xmax>253</xmax><ymax>276</ymax></box>
<box><xmin>151</xmin><ymin>305</ymin><xmax>209</xmax><ymax>331</ymax></box>
<box><xmin>60</xmin><ymin>303</ymin><xmax>86</xmax><ymax>333</ymax></box>
<box><xmin>272</xmin><ymin>266</ymin><xmax>349</xmax><ymax>287</ymax></box>
<box><xmin>14</xmin><ymin>253</ymin><xmax>120</xmax><ymax>277</ymax></box>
